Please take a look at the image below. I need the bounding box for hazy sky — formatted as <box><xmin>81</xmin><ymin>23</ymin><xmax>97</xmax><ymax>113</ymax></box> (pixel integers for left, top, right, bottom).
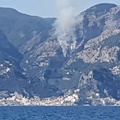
<box><xmin>0</xmin><ymin>0</ymin><xmax>120</xmax><ymax>18</ymax></box>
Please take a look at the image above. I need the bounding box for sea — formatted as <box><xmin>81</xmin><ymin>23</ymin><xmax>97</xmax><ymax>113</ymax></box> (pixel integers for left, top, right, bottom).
<box><xmin>0</xmin><ymin>106</ymin><xmax>120</xmax><ymax>120</ymax></box>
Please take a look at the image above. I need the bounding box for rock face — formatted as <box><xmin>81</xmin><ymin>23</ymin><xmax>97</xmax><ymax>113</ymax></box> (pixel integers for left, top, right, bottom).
<box><xmin>0</xmin><ymin>3</ymin><xmax>120</xmax><ymax>105</ymax></box>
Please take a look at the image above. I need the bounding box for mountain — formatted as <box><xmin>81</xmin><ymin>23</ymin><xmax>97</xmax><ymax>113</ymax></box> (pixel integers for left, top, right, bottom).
<box><xmin>0</xmin><ymin>3</ymin><xmax>120</xmax><ymax>105</ymax></box>
<box><xmin>0</xmin><ymin>8</ymin><xmax>55</xmax><ymax>49</ymax></box>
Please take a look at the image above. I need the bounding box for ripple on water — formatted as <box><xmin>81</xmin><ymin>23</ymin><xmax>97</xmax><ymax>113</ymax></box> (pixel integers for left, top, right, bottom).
<box><xmin>0</xmin><ymin>106</ymin><xmax>120</xmax><ymax>120</ymax></box>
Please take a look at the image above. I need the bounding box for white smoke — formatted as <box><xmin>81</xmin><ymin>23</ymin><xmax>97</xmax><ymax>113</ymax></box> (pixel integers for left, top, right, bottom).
<box><xmin>53</xmin><ymin>0</ymin><xmax>77</xmax><ymax>57</ymax></box>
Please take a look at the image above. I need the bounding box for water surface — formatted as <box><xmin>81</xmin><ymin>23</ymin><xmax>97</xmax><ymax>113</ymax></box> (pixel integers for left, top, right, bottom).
<box><xmin>0</xmin><ymin>106</ymin><xmax>120</xmax><ymax>120</ymax></box>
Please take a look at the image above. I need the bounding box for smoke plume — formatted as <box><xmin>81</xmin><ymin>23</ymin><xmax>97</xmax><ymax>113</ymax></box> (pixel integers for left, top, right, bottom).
<box><xmin>53</xmin><ymin>0</ymin><xmax>77</xmax><ymax>57</ymax></box>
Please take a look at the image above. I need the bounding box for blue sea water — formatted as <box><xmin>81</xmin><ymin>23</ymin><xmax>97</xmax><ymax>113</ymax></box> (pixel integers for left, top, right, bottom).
<box><xmin>0</xmin><ymin>106</ymin><xmax>120</xmax><ymax>120</ymax></box>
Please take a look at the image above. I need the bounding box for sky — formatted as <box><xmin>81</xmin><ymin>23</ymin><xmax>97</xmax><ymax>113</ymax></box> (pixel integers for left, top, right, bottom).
<box><xmin>0</xmin><ymin>0</ymin><xmax>120</xmax><ymax>18</ymax></box>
